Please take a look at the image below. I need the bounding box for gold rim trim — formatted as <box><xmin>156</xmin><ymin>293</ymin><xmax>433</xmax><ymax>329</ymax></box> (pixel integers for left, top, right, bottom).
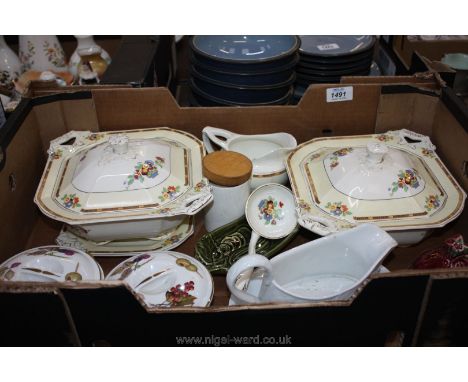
<box><xmin>252</xmin><ymin>169</ymin><xmax>286</xmax><ymax>178</ymax></box>
<box><xmin>304</xmin><ymin>162</ymin><xmax>320</xmax><ymax>204</ymax></box>
<box><xmin>354</xmin><ymin>212</ymin><xmax>427</xmax><ymax>221</ymax></box>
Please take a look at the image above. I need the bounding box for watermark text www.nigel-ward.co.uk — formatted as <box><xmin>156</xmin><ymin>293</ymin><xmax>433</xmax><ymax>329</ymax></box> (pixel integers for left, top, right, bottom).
<box><xmin>175</xmin><ymin>334</ymin><xmax>292</xmax><ymax>346</ymax></box>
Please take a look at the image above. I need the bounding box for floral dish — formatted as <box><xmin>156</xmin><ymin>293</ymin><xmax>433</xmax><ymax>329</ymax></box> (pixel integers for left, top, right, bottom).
<box><xmin>0</xmin><ymin>246</ymin><xmax>102</xmax><ymax>282</ymax></box>
<box><xmin>285</xmin><ymin>129</ymin><xmax>466</xmax><ymax>245</ymax></box>
<box><xmin>106</xmin><ymin>251</ymin><xmax>213</xmax><ymax>308</ymax></box>
<box><xmin>34</xmin><ymin>128</ymin><xmax>213</xmax><ymax>242</ymax></box>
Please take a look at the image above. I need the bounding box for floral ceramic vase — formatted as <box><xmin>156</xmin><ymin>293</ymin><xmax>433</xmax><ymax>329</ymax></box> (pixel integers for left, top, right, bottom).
<box><xmin>19</xmin><ymin>35</ymin><xmax>67</xmax><ymax>72</ymax></box>
<box><xmin>0</xmin><ymin>35</ymin><xmax>22</xmax><ymax>87</ymax></box>
<box><xmin>77</xmin><ymin>46</ymin><xmax>108</xmax><ymax>84</ymax></box>
<box><xmin>69</xmin><ymin>35</ymin><xmax>111</xmax><ymax>78</ymax></box>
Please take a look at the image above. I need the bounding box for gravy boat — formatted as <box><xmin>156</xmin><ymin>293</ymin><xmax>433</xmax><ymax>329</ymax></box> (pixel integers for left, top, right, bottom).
<box><xmin>202</xmin><ymin>126</ymin><xmax>297</xmax><ymax>189</ymax></box>
<box><xmin>226</xmin><ymin>224</ymin><xmax>397</xmax><ymax>304</ymax></box>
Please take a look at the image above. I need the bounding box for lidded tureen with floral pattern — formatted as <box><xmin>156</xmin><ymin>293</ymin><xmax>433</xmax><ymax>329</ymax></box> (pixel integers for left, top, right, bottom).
<box><xmin>286</xmin><ymin>129</ymin><xmax>466</xmax><ymax>245</ymax></box>
<box><xmin>34</xmin><ymin>128</ymin><xmax>213</xmax><ymax>242</ymax></box>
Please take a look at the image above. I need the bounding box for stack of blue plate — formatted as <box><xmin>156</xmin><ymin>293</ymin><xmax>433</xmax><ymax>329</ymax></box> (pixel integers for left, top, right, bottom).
<box><xmin>293</xmin><ymin>36</ymin><xmax>376</xmax><ymax>104</ymax></box>
<box><xmin>189</xmin><ymin>36</ymin><xmax>299</xmax><ymax>107</ymax></box>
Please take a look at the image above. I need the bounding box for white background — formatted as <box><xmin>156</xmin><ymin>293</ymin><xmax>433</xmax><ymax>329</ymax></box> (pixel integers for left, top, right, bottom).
<box><xmin>1</xmin><ymin>0</ymin><xmax>467</xmax><ymax>379</ymax></box>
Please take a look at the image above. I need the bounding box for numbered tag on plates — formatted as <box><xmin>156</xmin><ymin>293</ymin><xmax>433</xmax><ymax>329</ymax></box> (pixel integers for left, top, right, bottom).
<box><xmin>326</xmin><ymin>86</ymin><xmax>353</xmax><ymax>103</ymax></box>
<box><xmin>317</xmin><ymin>43</ymin><xmax>340</xmax><ymax>51</ymax></box>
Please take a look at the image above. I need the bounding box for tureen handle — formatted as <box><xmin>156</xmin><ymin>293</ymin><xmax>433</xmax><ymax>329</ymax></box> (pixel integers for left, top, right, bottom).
<box><xmin>47</xmin><ymin>130</ymin><xmax>90</xmax><ymax>156</ymax></box>
<box><xmin>297</xmin><ymin>210</ymin><xmax>339</xmax><ymax>236</ymax></box>
<box><xmin>181</xmin><ymin>183</ymin><xmax>214</xmax><ymax>215</ymax></box>
<box><xmin>396</xmin><ymin>129</ymin><xmax>436</xmax><ymax>151</ymax></box>
<box><xmin>202</xmin><ymin>126</ymin><xmax>237</xmax><ymax>153</ymax></box>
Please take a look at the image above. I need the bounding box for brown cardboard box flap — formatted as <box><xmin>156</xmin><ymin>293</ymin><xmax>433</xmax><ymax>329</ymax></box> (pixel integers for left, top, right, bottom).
<box><xmin>1</xmin><ymin>82</ymin><xmax>467</xmax><ymax>345</ymax></box>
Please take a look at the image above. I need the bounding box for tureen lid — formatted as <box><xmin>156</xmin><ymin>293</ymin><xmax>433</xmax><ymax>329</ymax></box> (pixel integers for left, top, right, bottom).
<box><xmin>72</xmin><ymin>134</ymin><xmax>172</xmax><ymax>193</ymax></box>
<box><xmin>35</xmin><ymin>129</ymin><xmax>213</xmax><ymax>224</ymax></box>
<box><xmin>324</xmin><ymin>141</ymin><xmax>427</xmax><ymax>200</ymax></box>
<box><xmin>106</xmin><ymin>251</ymin><xmax>213</xmax><ymax>308</ymax></box>
<box><xmin>286</xmin><ymin>129</ymin><xmax>466</xmax><ymax>234</ymax></box>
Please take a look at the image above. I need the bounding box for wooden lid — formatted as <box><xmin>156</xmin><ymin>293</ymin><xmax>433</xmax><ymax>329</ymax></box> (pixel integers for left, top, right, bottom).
<box><xmin>203</xmin><ymin>151</ymin><xmax>252</xmax><ymax>186</ymax></box>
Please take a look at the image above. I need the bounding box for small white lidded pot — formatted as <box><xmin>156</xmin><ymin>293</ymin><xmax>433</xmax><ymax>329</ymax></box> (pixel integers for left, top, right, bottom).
<box><xmin>202</xmin><ymin>151</ymin><xmax>252</xmax><ymax>232</ymax></box>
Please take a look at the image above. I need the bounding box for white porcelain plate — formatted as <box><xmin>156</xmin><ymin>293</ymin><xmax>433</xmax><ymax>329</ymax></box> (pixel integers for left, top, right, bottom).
<box><xmin>0</xmin><ymin>246</ymin><xmax>102</xmax><ymax>282</ymax></box>
<box><xmin>56</xmin><ymin>216</ymin><xmax>194</xmax><ymax>256</ymax></box>
<box><xmin>106</xmin><ymin>251</ymin><xmax>213</xmax><ymax>308</ymax></box>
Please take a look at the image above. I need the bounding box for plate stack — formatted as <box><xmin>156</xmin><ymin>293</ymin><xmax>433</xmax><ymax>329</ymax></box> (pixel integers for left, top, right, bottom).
<box><xmin>189</xmin><ymin>35</ymin><xmax>299</xmax><ymax>107</ymax></box>
<box><xmin>293</xmin><ymin>36</ymin><xmax>376</xmax><ymax>103</ymax></box>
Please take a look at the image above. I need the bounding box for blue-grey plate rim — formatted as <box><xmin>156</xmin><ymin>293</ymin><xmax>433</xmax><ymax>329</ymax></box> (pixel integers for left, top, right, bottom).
<box><xmin>190</xmin><ymin>66</ymin><xmax>296</xmax><ymax>90</ymax></box>
<box><xmin>190</xmin><ymin>35</ymin><xmax>300</xmax><ymax>64</ymax></box>
<box><xmin>190</xmin><ymin>52</ymin><xmax>300</xmax><ymax>75</ymax></box>
<box><xmin>189</xmin><ymin>78</ymin><xmax>294</xmax><ymax>106</ymax></box>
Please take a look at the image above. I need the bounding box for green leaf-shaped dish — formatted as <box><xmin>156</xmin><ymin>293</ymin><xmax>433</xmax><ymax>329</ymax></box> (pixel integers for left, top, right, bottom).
<box><xmin>195</xmin><ymin>216</ymin><xmax>299</xmax><ymax>274</ymax></box>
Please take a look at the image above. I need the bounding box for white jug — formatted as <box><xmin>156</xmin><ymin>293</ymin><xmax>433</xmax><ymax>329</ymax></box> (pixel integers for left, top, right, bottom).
<box><xmin>202</xmin><ymin>126</ymin><xmax>297</xmax><ymax>189</ymax></box>
<box><xmin>226</xmin><ymin>224</ymin><xmax>397</xmax><ymax>304</ymax></box>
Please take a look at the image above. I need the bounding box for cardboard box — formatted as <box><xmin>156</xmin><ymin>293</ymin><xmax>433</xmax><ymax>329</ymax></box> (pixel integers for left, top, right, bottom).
<box><xmin>392</xmin><ymin>36</ymin><xmax>468</xmax><ymax>71</ymax></box>
<box><xmin>0</xmin><ymin>80</ymin><xmax>467</xmax><ymax>346</ymax></box>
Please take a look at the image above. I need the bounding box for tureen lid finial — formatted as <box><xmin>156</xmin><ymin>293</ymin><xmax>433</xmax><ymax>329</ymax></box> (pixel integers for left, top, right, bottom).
<box><xmin>109</xmin><ymin>134</ymin><xmax>129</xmax><ymax>154</ymax></box>
<box><xmin>366</xmin><ymin>142</ymin><xmax>388</xmax><ymax>164</ymax></box>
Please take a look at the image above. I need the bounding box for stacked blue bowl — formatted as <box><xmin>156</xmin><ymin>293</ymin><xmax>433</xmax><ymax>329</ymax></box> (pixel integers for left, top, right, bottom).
<box><xmin>189</xmin><ymin>35</ymin><xmax>300</xmax><ymax>107</ymax></box>
<box><xmin>293</xmin><ymin>36</ymin><xmax>376</xmax><ymax>104</ymax></box>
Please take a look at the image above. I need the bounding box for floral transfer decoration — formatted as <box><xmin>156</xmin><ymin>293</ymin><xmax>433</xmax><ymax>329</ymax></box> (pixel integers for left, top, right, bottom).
<box><xmin>388</xmin><ymin>168</ymin><xmax>420</xmax><ymax>195</ymax></box>
<box><xmin>425</xmin><ymin>194</ymin><xmax>441</xmax><ymax>212</ymax></box>
<box><xmin>62</xmin><ymin>194</ymin><xmax>81</xmax><ymax>209</ymax></box>
<box><xmin>194</xmin><ymin>181</ymin><xmax>207</xmax><ymax>192</ymax></box>
<box><xmin>43</xmin><ymin>40</ymin><xmax>66</xmax><ymax>67</ymax></box>
<box><xmin>163</xmin><ymin>233</ymin><xmax>182</xmax><ymax>247</ymax></box>
<box><xmin>159</xmin><ymin>185</ymin><xmax>181</xmax><ymax>202</ymax></box>
<box><xmin>329</xmin><ymin>147</ymin><xmax>354</xmax><ymax>170</ymax></box>
<box><xmin>0</xmin><ymin>262</ymin><xmax>21</xmax><ymax>281</ymax></box>
<box><xmin>110</xmin><ymin>254</ymin><xmax>152</xmax><ymax>280</ymax></box>
<box><xmin>297</xmin><ymin>199</ymin><xmax>311</xmax><ymax>211</ymax></box>
<box><xmin>421</xmin><ymin>148</ymin><xmax>435</xmax><ymax>158</ymax></box>
<box><xmin>86</xmin><ymin>133</ymin><xmax>105</xmax><ymax>141</ymax></box>
<box><xmin>325</xmin><ymin>201</ymin><xmax>352</xmax><ymax>216</ymax></box>
<box><xmin>308</xmin><ymin>153</ymin><xmax>322</xmax><ymax>162</ymax></box>
<box><xmin>19</xmin><ymin>40</ymin><xmax>35</xmax><ymax>71</ymax></box>
<box><xmin>125</xmin><ymin>156</ymin><xmax>165</xmax><ymax>186</ymax></box>
<box><xmin>154</xmin><ymin>207</ymin><xmax>172</xmax><ymax>215</ymax></box>
<box><xmin>258</xmin><ymin>197</ymin><xmax>284</xmax><ymax>225</ymax></box>
<box><xmin>52</xmin><ymin>148</ymin><xmax>63</xmax><ymax>159</ymax></box>
<box><xmin>163</xmin><ymin>281</ymin><xmax>197</xmax><ymax>307</ymax></box>
<box><xmin>376</xmin><ymin>134</ymin><xmax>393</xmax><ymax>142</ymax></box>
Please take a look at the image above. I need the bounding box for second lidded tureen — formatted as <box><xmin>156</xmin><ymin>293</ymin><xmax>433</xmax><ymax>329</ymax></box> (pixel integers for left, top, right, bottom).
<box><xmin>286</xmin><ymin>129</ymin><xmax>466</xmax><ymax>245</ymax></box>
<box><xmin>34</xmin><ymin>128</ymin><xmax>213</xmax><ymax>242</ymax></box>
